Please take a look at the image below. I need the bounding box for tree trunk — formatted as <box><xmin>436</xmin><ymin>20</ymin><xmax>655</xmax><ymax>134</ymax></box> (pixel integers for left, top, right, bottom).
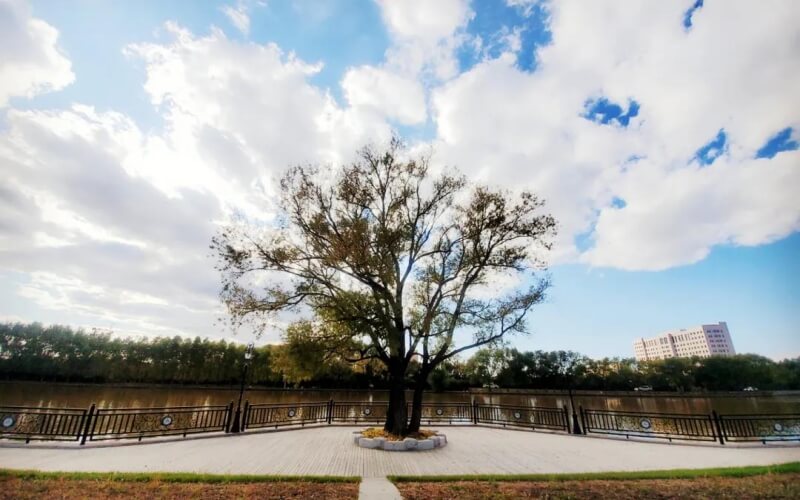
<box><xmin>407</xmin><ymin>369</ymin><xmax>430</xmax><ymax>433</ymax></box>
<box><xmin>384</xmin><ymin>366</ymin><xmax>408</xmax><ymax>435</ymax></box>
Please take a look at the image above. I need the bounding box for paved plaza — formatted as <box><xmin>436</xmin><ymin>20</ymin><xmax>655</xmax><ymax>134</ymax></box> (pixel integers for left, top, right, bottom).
<box><xmin>1</xmin><ymin>426</ymin><xmax>798</xmax><ymax>478</ymax></box>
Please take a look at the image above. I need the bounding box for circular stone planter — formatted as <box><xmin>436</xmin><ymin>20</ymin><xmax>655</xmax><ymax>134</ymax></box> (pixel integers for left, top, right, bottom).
<box><xmin>352</xmin><ymin>431</ymin><xmax>447</xmax><ymax>451</ymax></box>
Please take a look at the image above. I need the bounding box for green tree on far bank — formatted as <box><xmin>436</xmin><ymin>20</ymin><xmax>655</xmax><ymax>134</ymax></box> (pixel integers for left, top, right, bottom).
<box><xmin>2</xmin><ymin>322</ymin><xmax>798</xmax><ymax>392</ymax></box>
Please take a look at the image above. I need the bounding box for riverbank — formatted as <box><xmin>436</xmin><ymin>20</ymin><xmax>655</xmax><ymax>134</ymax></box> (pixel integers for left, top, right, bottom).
<box><xmin>3</xmin><ymin>379</ymin><xmax>798</xmax><ymax>398</ymax></box>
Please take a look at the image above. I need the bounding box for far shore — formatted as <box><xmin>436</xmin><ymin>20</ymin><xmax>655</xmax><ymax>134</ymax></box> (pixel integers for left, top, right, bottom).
<box><xmin>2</xmin><ymin>379</ymin><xmax>798</xmax><ymax>398</ymax></box>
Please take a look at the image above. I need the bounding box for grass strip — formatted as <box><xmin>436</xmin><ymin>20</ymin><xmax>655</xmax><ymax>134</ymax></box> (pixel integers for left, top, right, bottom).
<box><xmin>0</xmin><ymin>469</ymin><xmax>358</xmax><ymax>484</ymax></box>
<box><xmin>389</xmin><ymin>461</ymin><xmax>800</xmax><ymax>483</ymax></box>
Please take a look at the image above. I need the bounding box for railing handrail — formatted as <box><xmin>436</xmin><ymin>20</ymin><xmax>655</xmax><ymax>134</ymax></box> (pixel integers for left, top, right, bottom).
<box><xmin>476</xmin><ymin>403</ymin><xmax>563</xmax><ymax>411</ymax></box>
<box><xmin>330</xmin><ymin>400</ymin><xmax>389</xmax><ymax>404</ymax></box>
<box><xmin>418</xmin><ymin>402</ymin><xmax>471</xmax><ymax>406</ymax></box>
<box><xmin>582</xmin><ymin>408</ymin><xmax>712</xmax><ymax>418</ymax></box>
<box><xmin>95</xmin><ymin>404</ymin><xmax>229</xmax><ymax>412</ymax></box>
<box><xmin>247</xmin><ymin>401</ymin><xmax>330</xmax><ymax>408</ymax></box>
<box><xmin>0</xmin><ymin>405</ymin><xmax>87</xmax><ymax>412</ymax></box>
<box><xmin>718</xmin><ymin>412</ymin><xmax>800</xmax><ymax>418</ymax></box>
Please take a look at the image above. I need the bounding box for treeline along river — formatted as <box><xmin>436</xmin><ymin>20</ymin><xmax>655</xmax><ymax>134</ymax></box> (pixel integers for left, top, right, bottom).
<box><xmin>4</xmin><ymin>323</ymin><xmax>799</xmax><ymax>393</ymax></box>
<box><xmin>3</xmin><ymin>323</ymin><xmax>799</xmax><ymax>415</ymax></box>
<box><xmin>2</xmin><ymin>381</ymin><xmax>798</xmax><ymax>414</ymax></box>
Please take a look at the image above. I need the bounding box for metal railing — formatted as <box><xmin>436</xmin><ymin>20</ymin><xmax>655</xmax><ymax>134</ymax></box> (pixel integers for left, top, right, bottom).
<box><xmin>476</xmin><ymin>404</ymin><xmax>569</xmax><ymax>431</ymax></box>
<box><xmin>86</xmin><ymin>403</ymin><xmax>233</xmax><ymax>442</ymax></box>
<box><xmin>243</xmin><ymin>401</ymin><xmax>330</xmax><ymax>430</ymax></box>
<box><xmin>0</xmin><ymin>405</ymin><xmax>91</xmax><ymax>443</ymax></box>
<box><xmin>331</xmin><ymin>401</ymin><xmax>389</xmax><ymax>424</ymax></box>
<box><xmin>579</xmin><ymin>407</ymin><xmax>719</xmax><ymax>443</ymax></box>
<box><xmin>3</xmin><ymin>399</ymin><xmax>798</xmax><ymax>447</ymax></box>
<box><xmin>718</xmin><ymin>413</ymin><xmax>800</xmax><ymax>443</ymax></box>
<box><xmin>413</xmin><ymin>403</ymin><xmax>473</xmax><ymax>425</ymax></box>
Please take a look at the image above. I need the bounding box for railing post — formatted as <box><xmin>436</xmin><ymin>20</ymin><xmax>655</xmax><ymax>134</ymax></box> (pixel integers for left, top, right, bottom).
<box><xmin>80</xmin><ymin>403</ymin><xmax>96</xmax><ymax>446</ymax></box>
<box><xmin>571</xmin><ymin>407</ymin><xmax>583</xmax><ymax>435</ymax></box>
<box><xmin>225</xmin><ymin>401</ymin><xmax>234</xmax><ymax>433</ymax></box>
<box><xmin>568</xmin><ymin>388</ymin><xmax>583</xmax><ymax>435</ymax></box>
<box><xmin>712</xmin><ymin>410</ymin><xmax>725</xmax><ymax>445</ymax></box>
<box><xmin>472</xmin><ymin>400</ymin><xmax>478</xmax><ymax>424</ymax></box>
<box><xmin>579</xmin><ymin>406</ymin><xmax>587</xmax><ymax>435</ymax></box>
<box><xmin>327</xmin><ymin>399</ymin><xmax>334</xmax><ymax>424</ymax></box>
<box><xmin>242</xmin><ymin>401</ymin><xmax>249</xmax><ymax>432</ymax></box>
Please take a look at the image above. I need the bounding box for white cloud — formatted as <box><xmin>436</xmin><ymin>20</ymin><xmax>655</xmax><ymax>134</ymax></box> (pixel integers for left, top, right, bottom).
<box><xmin>377</xmin><ymin>0</ymin><xmax>472</xmax><ymax>44</ymax></box>
<box><xmin>334</xmin><ymin>0</ymin><xmax>473</xmax><ymax>130</ymax></box>
<box><xmin>431</xmin><ymin>0</ymin><xmax>800</xmax><ymax>269</ymax></box>
<box><xmin>0</xmin><ymin>20</ymin><xmax>392</xmax><ymax>341</ymax></box>
<box><xmin>582</xmin><ymin>152</ymin><xmax>800</xmax><ymax>270</ymax></box>
<box><xmin>0</xmin><ymin>0</ymin><xmax>74</xmax><ymax>107</ymax></box>
<box><xmin>506</xmin><ymin>0</ymin><xmax>542</xmax><ymax>17</ymax></box>
<box><xmin>126</xmin><ymin>23</ymin><xmax>387</xmax><ymax>181</ymax></box>
<box><xmin>0</xmin><ymin>0</ymin><xmax>798</xmax><ymax>342</ymax></box>
<box><xmin>221</xmin><ymin>2</ymin><xmax>250</xmax><ymax>35</ymax></box>
<box><xmin>342</xmin><ymin>66</ymin><xmax>427</xmax><ymax>125</ymax></box>
<box><xmin>375</xmin><ymin>0</ymin><xmax>473</xmax><ymax>80</ymax></box>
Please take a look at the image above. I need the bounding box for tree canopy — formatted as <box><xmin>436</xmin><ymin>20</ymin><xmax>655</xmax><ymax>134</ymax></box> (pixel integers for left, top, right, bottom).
<box><xmin>213</xmin><ymin>138</ymin><xmax>557</xmax><ymax>434</ymax></box>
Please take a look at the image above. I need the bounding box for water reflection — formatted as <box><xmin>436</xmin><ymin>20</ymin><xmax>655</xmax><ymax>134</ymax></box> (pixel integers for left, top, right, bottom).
<box><xmin>1</xmin><ymin>381</ymin><xmax>797</xmax><ymax>414</ymax></box>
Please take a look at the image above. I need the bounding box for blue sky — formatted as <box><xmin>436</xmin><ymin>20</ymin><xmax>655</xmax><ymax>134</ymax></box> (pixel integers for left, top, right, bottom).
<box><xmin>1</xmin><ymin>0</ymin><xmax>798</xmax><ymax>360</ymax></box>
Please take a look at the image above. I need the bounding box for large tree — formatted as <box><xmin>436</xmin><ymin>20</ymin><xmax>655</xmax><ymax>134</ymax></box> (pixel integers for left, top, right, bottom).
<box><xmin>213</xmin><ymin>139</ymin><xmax>556</xmax><ymax>435</ymax></box>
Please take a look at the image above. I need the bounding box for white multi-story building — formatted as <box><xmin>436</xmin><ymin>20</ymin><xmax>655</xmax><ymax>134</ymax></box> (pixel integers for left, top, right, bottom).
<box><xmin>633</xmin><ymin>322</ymin><xmax>735</xmax><ymax>361</ymax></box>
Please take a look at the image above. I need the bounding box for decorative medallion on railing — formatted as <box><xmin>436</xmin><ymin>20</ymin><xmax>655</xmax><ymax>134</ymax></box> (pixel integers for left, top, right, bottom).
<box><xmin>2</xmin><ymin>416</ymin><xmax>15</xmax><ymax>429</ymax></box>
<box><xmin>718</xmin><ymin>413</ymin><xmax>800</xmax><ymax>443</ymax></box>
<box><xmin>411</xmin><ymin>403</ymin><xmax>472</xmax><ymax>424</ymax></box>
<box><xmin>87</xmin><ymin>404</ymin><xmax>231</xmax><ymax>442</ymax></box>
<box><xmin>580</xmin><ymin>408</ymin><xmax>718</xmax><ymax>442</ymax></box>
<box><xmin>476</xmin><ymin>404</ymin><xmax>569</xmax><ymax>431</ymax></box>
<box><xmin>331</xmin><ymin>401</ymin><xmax>388</xmax><ymax>423</ymax></box>
<box><xmin>244</xmin><ymin>402</ymin><xmax>329</xmax><ymax>429</ymax></box>
<box><xmin>0</xmin><ymin>406</ymin><xmax>89</xmax><ymax>443</ymax></box>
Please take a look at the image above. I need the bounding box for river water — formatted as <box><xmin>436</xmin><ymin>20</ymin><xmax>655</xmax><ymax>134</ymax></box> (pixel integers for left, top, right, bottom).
<box><xmin>2</xmin><ymin>381</ymin><xmax>798</xmax><ymax>414</ymax></box>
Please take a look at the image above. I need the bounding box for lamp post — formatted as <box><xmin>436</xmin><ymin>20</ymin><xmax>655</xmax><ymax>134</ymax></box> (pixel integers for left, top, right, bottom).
<box><xmin>230</xmin><ymin>342</ymin><xmax>254</xmax><ymax>433</ymax></box>
<box><xmin>560</xmin><ymin>360</ymin><xmax>582</xmax><ymax>435</ymax></box>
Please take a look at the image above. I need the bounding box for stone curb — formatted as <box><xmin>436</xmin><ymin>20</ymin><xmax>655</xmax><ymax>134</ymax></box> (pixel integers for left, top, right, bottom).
<box><xmin>353</xmin><ymin>431</ymin><xmax>447</xmax><ymax>451</ymax></box>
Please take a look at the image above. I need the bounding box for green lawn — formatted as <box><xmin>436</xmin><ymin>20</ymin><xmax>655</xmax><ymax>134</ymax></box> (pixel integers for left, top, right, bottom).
<box><xmin>391</xmin><ymin>463</ymin><xmax>800</xmax><ymax>500</ymax></box>
<box><xmin>0</xmin><ymin>468</ymin><xmax>358</xmax><ymax>483</ymax></box>
<box><xmin>0</xmin><ymin>469</ymin><xmax>360</xmax><ymax>500</ymax></box>
<box><xmin>388</xmin><ymin>461</ymin><xmax>800</xmax><ymax>482</ymax></box>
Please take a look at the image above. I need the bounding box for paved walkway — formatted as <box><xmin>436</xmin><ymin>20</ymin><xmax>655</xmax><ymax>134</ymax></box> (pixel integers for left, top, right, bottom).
<box><xmin>0</xmin><ymin>427</ymin><xmax>798</xmax><ymax>478</ymax></box>
<box><xmin>359</xmin><ymin>477</ymin><xmax>402</xmax><ymax>500</ymax></box>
